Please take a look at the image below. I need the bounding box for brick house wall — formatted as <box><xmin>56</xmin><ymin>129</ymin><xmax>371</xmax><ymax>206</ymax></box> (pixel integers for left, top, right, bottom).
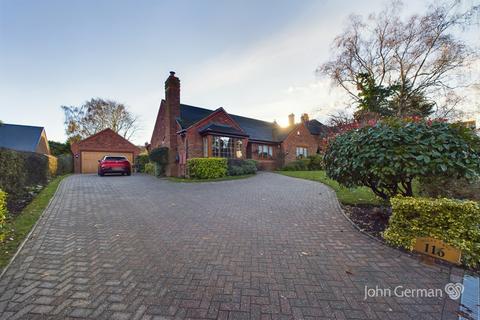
<box><xmin>150</xmin><ymin>100</ymin><xmax>167</xmax><ymax>150</ymax></box>
<box><xmin>71</xmin><ymin>128</ymin><xmax>140</xmax><ymax>173</ymax></box>
<box><xmin>281</xmin><ymin>123</ymin><xmax>318</xmax><ymax>164</ymax></box>
<box><xmin>249</xmin><ymin>142</ymin><xmax>280</xmax><ymax>171</ymax></box>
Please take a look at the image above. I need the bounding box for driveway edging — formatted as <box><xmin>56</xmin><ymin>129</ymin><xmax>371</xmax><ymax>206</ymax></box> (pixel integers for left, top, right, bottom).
<box><xmin>0</xmin><ymin>176</ymin><xmax>67</xmax><ymax>279</ymax></box>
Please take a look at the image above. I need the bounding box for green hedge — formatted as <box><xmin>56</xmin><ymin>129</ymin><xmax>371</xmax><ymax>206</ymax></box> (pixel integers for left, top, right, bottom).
<box><xmin>135</xmin><ymin>154</ymin><xmax>150</xmax><ymax>172</ymax></box>
<box><xmin>149</xmin><ymin>147</ymin><xmax>169</xmax><ymax>176</ymax></box>
<box><xmin>0</xmin><ymin>148</ymin><xmax>57</xmax><ymax>208</ymax></box>
<box><xmin>187</xmin><ymin>158</ymin><xmax>227</xmax><ymax>179</ymax></box>
<box><xmin>420</xmin><ymin>176</ymin><xmax>480</xmax><ymax>201</ymax></box>
<box><xmin>144</xmin><ymin>162</ymin><xmax>155</xmax><ymax>175</ymax></box>
<box><xmin>0</xmin><ymin>189</ymin><xmax>6</xmax><ymax>241</ymax></box>
<box><xmin>281</xmin><ymin>154</ymin><xmax>324</xmax><ymax>171</ymax></box>
<box><xmin>227</xmin><ymin>159</ymin><xmax>257</xmax><ymax>176</ymax></box>
<box><xmin>383</xmin><ymin>196</ymin><xmax>480</xmax><ymax>267</ymax></box>
<box><xmin>282</xmin><ymin>159</ymin><xmax>310</xmax><ymax>171</ymax></box>
<box><xmin>56</xmin><ymin>154</ymin><xmax>73</xmax><ymax>175</ymax></box>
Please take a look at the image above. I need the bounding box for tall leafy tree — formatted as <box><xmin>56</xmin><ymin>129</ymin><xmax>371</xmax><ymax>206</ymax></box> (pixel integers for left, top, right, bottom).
<box><xmin>62</xmin><ymin>98</ymin><xmax>140</xmax><ymax>142</ymax></box>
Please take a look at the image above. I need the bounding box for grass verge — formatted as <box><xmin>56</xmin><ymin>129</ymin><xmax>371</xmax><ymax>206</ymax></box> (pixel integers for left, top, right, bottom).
<box><xmin>169</xmin><ymin>174</ymin><xmax>255</xmax><ymax>183</ymax></box>
<box><xmin>0</xmin><ymin>175</ymin><xmax>68</xmax><ymax>270</ymax></box>
<box><xmin>277</xmin><ymin>171</ymin><xmax>382</xmax><ymax>205</ymax></box>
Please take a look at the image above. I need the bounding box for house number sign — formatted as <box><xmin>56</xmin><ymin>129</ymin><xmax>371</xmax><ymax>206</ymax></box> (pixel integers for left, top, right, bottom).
<box><xmin>414</xmin><ymin>237</ymin><xmax>461</xmax><ymax>265</ymax></box>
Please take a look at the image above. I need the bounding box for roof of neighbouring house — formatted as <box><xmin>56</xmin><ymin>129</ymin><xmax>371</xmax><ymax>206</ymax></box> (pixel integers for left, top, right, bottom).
<box><xmin>0</xmin><ymin>123</ymin><xmax>45</xmax><ymax>153</ymax></box>
<box><xmin>306</xmin><ymin>119</ymin><xmax>330</xmax><ymax>136</ymax></box>
<box><xmin>178</xmin><ymin>104</ymin><xmax>328</xmax><ymax>142</ymax></box>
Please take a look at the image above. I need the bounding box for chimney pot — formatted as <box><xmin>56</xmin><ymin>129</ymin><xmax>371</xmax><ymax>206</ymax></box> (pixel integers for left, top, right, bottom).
<box><xmin>288</xmin><ymin>113</ymin><xmax>295</xmax><ymax>127</ymax></box>
<box><xmin>301</xmin><ymin>113</ymin><xmax>309</xmax><ymax>123</ymax></box>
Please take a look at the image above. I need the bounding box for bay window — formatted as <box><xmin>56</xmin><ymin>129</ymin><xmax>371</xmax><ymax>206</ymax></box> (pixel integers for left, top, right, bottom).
<box><xmin>211</xmin><ymin>136</ymin><xmax>242</xmax><ymax>158</ymax></box>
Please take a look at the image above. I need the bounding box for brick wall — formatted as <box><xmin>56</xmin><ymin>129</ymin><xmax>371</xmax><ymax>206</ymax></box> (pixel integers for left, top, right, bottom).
<box><xmin>281</xmin><ymin>123</ymin><xmax>318</xmax><ymax>165</ymax></box>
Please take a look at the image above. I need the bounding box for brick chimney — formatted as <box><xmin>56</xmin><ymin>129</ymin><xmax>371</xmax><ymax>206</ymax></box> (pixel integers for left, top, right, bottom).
<box><xmin>288</xmin><ymin>113</ymin><xmax>295</xmax><ymax>127</ymax></box>
<box><xmin>165</xmin><ymin>71</ymin><xmax>180</xmax><ymax>176</ymax></box>
<box><xmin>301</xmin><ymin>113</ymin><xmax>309</xmax><ymax>123</ymax></box>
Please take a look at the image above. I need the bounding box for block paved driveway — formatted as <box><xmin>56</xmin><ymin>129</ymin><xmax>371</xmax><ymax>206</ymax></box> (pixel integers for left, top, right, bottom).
<box><xmin>0</xmin><ymin>173</ymin><xmax>461</xmax><ymax>320</ymax></box>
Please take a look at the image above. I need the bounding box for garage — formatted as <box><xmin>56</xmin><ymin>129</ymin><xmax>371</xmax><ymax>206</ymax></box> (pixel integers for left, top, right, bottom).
<box><xmin>81</xmin><ymin>151</ymin><xmax>134</xmax><ymax>173</ymax></box>
<box><xmin>71</xmin><ymin>128</ymin><xmax>141</xmax><ymax>174</ymax></box>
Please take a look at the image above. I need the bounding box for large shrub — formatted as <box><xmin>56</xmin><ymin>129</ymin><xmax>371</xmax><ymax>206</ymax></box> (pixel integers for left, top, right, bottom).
<box><xmin>227</xmin><ymin>159</ymin><xmax>257</xmax><ymax>176</ymax></box>
<box><xmin>144</xmin><ymin>162</ymin><xmax>156</xmax><ymax>175</ymax></box>
<box><xmin>149</xmin><ymin>147</ymin><xmax>169</xmax><ymax>176</ymax></box>
<box><xmin>384</xmin><ymin>196</ymin><xmax>480</xmax><ymax>267</ymax></box>
<box><xmin>135</xmin><ymin>154</ymin><xmax>150</xmax><ymax>172</ymax></box>
<box><xmin>57</xmin><ymin>154</ymin><xmax>73</xmax><ymax>175</ymax></box>
<box><xmin>187</xmin><ymin>158</ymin><xmax>227</xmax><ymax>179</ymax></box>
<box><xmin>324</xmin><ymin>120</ymin><xmax>480</xmax><ymax>200</ymax></box>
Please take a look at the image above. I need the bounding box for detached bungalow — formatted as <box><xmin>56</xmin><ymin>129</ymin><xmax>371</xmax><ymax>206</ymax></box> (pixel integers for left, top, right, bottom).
<box><xmin>150</xmin><ymin>72</ymin><xmax>329</xmax><ymax>177</ymax></box>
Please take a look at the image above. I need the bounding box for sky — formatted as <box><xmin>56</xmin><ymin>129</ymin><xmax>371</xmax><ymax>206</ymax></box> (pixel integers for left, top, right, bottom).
<box><xmin>1</xmin><ymin>0</ymin><xmax>479</xmax><ymax>145</ymax></box>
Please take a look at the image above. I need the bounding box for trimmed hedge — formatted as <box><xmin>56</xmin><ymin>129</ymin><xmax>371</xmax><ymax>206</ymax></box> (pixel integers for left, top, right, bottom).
<box><xmin>227</xmin><ymin>159</ymin><xmax>257</xmax><ymax>176</ymax></box>
<box><xmin>0</xmin><ymin>189</ymin><xmax>6</xmax><ymax>241</ymax></box>
<box><xmin>0</xmin><ymin>148</ymin><xmax>58</xmax><ymax>208</ymax></box>
<box><xmin>187</xmin><ymin>158</ymin><xmax>227</xmax><ymax>179</ymax></box>
<box><xmin>281</xmin><ymin>154</ymin><xmax>324</xmax><ymax>171</ymax></box>
<box><xmin>57</xmin><ymin>154</ymin><xmax>73</xmax><ymax>175</ymax></box>
<box><xmin>383</xmin><ymin>196</ymin><xmax>480</xmax><ymax>267</ymax></box>
<box><xmin>282</xmin><ymin>159</ymin><xmax>309</xmax><ymax>171</ymax></box>
<box><xmin>135</xmin><ymin>154</ymin><xmax>150</xmax><ymax>172</ymax></box>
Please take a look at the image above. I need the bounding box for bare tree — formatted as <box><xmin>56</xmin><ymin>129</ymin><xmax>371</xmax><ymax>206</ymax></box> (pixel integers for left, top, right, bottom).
<box><xmin>327</xmin><ymin>110</ymin><xmax>354</xmax><ymax>127</ymax></box>
<box><xmin>318</xmin><ymin>0</ymin><xmax>479</xmax><ymax>119</ymax></box>
<box><xmin>62</xmin><ymin>98</ymin><xmax>140</xmax><ymax>142</ymax></box>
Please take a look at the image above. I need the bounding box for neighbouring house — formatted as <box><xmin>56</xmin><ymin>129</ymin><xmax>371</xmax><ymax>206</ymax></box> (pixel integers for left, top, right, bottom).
<box><xmin>0</xmin><ymin>123</ymin><xmax>51</xmax><ymax>154</ymax></box>
<box><xmin>149</xmin><ymin>72</ymin><xmax>329</xmax><ymax>177</ymax></box>
<box><xmin>71</xmin><ymin>128</ymin><xmax>141</xmax><ymax>174</ymax></box>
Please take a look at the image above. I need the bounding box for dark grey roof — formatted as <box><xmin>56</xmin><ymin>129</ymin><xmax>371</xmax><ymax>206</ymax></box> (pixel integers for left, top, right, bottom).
<box><xmin>198</xmin><ymin>123</ymin><xmax>248</xmax><ymax>137</ymax></box>
<box><xmin>306</xmin><ymin>119</ymin><xmax>329</xmax><ymax>136</ymax></box>
<box><xmin>0</xmin><ymin>123</ymin><xmax>44</xmax><ymax>152</ymax></box>
<box><xmin>178</xmin><ymin>104</ymin><xmax>327</xmax><ymax>142</ymax></box>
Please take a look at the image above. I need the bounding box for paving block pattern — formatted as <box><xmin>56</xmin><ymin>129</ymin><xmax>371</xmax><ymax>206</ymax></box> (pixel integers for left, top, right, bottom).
<box><xmin>0</xmin><ymin>173</ymin><xmax>461</xmax><ymax>319</ymax></box>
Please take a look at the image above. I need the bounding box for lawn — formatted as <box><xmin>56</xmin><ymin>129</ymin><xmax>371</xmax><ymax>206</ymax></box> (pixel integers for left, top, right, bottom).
<box><xmin>0</xmin><ymin>175</ymin><xmax>68</xmax><ymax>270</ymax></box>
<box><xmin>277</xmin><ymin>171</ymin><xmax>382</xmax><ymax>205</ymax></box>
<box><xmin>169</xmin><ymin>174</ymin><xmax>255</xmax><ymax>183</ymax></box>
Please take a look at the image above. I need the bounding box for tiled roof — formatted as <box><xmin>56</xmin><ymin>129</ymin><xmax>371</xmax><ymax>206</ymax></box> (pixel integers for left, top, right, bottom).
<box><xmin>306</xmin><ymin>119</ymin><xmax>329</xmax><ymax>136</ymax></box>
<box><xmin>0</xmin><ymin>123</ymin><xmax>44</xmax><ymax>153</ymax></box>
<box><xmin>198</xmin><ymin>123</ymin><xmax>248</xmax><ymax>137</ymax></box>
<box><xmin>178</xmin><ymin>104</ymin><xmax>327</xmax><ymax>142</ymax></box>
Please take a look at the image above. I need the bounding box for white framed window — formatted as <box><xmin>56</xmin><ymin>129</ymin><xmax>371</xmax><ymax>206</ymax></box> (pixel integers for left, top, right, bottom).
<box><xmin>296</xmin><ymin>147</ymin><xmax>308</xmax><ymax>159</ymax></box>
<box><xmin>203</xmin><ymin>137</ymin><xmax>208</xmax><ymax>157</ymax></box>
<box><xmin>257</xmin><ymin>144</ymin><xmax>273</xmax><ymax>159</ymax></box>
